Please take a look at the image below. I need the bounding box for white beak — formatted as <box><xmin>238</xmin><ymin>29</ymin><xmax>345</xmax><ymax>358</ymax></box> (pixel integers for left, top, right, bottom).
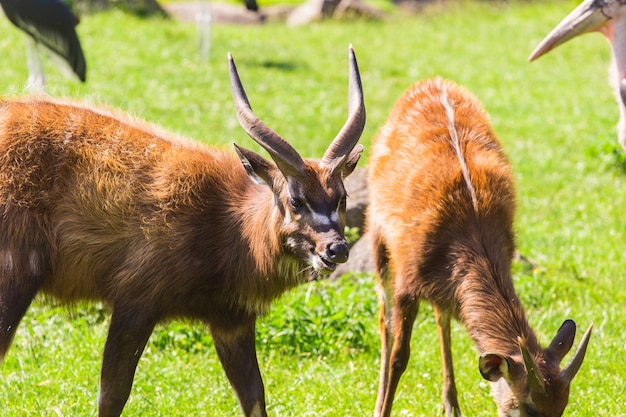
<box><xmin>529</xmin><ymin>0</ymin><xmax>613</xmax><ymax>61</ymax></box>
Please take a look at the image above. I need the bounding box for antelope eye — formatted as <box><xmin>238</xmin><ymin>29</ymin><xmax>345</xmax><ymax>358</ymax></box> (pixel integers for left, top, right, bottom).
<box><xmin>338</xmin><ymin>196</ymin><xmax>347</xmax><ymax>209</ymax></box>
<box><xmin>289</xmin><ymin>197</ymin><xmax>306</xmax><ymax>210</ymax></box>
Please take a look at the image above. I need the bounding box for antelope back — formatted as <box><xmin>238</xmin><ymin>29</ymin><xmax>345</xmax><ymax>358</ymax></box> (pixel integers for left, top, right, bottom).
<box><xmin>0</xmin><ymin>97</ymin><xmax>242</xmax><ymax>302</ymax></box>
<box><xmin>368</xmin><ymin>77</ymin><xmax>516</xmax><ymax>293</ymax></box>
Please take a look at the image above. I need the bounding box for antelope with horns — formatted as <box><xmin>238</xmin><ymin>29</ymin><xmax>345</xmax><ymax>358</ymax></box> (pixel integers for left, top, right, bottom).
<box><xmin>0</xmin><ymin>47</ymin><xmax>365</xmax><ymax>417</ymax></box>
<box><xmin>367</xmin><ymin>78</ymin><xmax>592</xmax><ymax>417</ymax></box>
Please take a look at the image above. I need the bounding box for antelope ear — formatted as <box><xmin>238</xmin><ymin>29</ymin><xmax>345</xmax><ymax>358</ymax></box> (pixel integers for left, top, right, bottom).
<box><xmin>342</xmin><ymin>144</ymin><xmax>363</xmax><ymax>178</ymax></box>
<box><xmin>519</xmin><ymin>336</ymin><xmax>547</xmax><ymax>395</ymax></box>
<box><xmin>545</xmin><ymin>319</ymin><xmax>576</xmax><ymax>363</ymax></box>
<box><xmin>479</xmin><ymin>353</ymin><xmax>513</xmax><ymax>382</ymax></box>
<box><xmin>326</xmin><ymin>144</ymin><xmax>364</xmax><ymax>179</ymax></box>
<box><xmin>234</xmin><ymin>143</ymin><xmax>275</xmax><ymax>187</ymax></box>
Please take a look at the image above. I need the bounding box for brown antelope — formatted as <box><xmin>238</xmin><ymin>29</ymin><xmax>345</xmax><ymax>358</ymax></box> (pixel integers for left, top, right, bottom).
<box><xmin>0</xmin><ymin>47</ymin><xmax>365</xmax><ymax>417</ymax></box>
<box><xmin>367</xmin><ymin>78</ymin><xmax>592</xmax><ymax>417</ymax></box>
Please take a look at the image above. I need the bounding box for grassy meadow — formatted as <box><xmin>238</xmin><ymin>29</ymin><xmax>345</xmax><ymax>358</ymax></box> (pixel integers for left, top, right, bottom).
<box><xmin>0</xmin><ymin>0</ymin><xmax>625</xmax><ymax>415</ymax></box>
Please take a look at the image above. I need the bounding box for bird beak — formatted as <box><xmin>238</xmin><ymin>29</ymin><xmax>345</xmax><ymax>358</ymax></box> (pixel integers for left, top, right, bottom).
<box><xmin>529</xmin><ymin>0</ymin><xmax>612</xmax><ymax>62</ymax></box>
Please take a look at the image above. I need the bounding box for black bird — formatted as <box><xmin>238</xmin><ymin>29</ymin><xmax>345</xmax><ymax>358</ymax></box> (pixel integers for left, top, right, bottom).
<box><xmin>529</xmin><ymin>0</ymin><xmax>626</xmax><ymax>150</ymax></box>
<box><xmin>0</xmin><ymin>0</ymin><xmax>86</xmax><ymax>91</ymax></box>
<box><xmin>244</xmin><ymin>0</ymin><xmax>258</xmax><ymax>12</ymax></box>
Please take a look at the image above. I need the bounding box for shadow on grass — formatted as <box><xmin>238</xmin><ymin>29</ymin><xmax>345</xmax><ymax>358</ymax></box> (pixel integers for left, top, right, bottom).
<box><xmin>257</xmin><ymin>60</ymin><xmax>305</xmax><ymax>71</ymax></box>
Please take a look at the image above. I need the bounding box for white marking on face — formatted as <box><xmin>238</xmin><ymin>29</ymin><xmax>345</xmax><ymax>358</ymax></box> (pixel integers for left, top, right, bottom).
<box><xmin>311</xmin><ymin>254</ymin><xmax>325</xmax><ymax>271</ymax></box>
<box><xmin>310</xmin><ymin>210</ymin><xmax>333</xmax><ymax>226</ymax></box>
<box><xmin>509</xmin><ymin>409</ymin><xmax>520</xmax><ymax>417</ymax></box>
<box><xmin>285</xmin><ymin>237</ymin><xmax>298</xmax><ymax>250</ymax></box>
<box><xmin>283</xmin><ymin>209</ymin><xmax>292</xmax><ymax>225</ymax></box>
<box><xmin>304</xmin><ymin>201</ymin><xmax>335</xmax><ymax>226</ymax></box>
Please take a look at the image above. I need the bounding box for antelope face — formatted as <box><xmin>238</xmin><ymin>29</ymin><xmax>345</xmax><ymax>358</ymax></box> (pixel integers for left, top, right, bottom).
<box><xmin>480</xmin><ymin>320</ymin><xmax>593</xmax><ymax>417</ymax></box>
<box><xmin>228</xmin><ymin>45</ymin><xmax>365</xmax><ymax>276</ymax></box>
<box><xmin>488</xmin><ymin>373</ymin><xmax>571</xmax><ymax>417</ymax></box>
<box><xmin>279</xmin><ymin>165</ymin><xmax>352</xmax><ymax>275</ymax></box>
<box><xmin>233</xmin><ymin>146</ymin><xmax>361</xmax><ymax>277</ymax></box>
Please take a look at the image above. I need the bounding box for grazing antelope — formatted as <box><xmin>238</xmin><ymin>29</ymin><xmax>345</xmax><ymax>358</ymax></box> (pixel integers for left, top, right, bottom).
<box><xmin>0</xmin><ymin>47</ymin><xmax>365</xmax><ymax>417</ymax></box>
<box><xmin>529</xmin><ymin>0</ymin><xmax>626</xmax><ymax>150</ymax></box>
<box><xmin>367</xmin><ymin>78</ymin><xmax>592</xmax><ymax>417</ymax></box>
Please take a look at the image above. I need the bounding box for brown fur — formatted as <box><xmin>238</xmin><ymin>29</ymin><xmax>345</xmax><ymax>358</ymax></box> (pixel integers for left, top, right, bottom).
<box><xmin>0</xmin><ymin>98</ymin><xmax>291</xmax><ymax>311</ymax></box>
<box><xmin>368</xmin><ymin>78</ymin><xmax>589</xmax><ymax>417</ymax></box>
<box><xmin>0</xmin><ymin>95</ymin><xmax>360</xmax><ymax>417</ymax></box>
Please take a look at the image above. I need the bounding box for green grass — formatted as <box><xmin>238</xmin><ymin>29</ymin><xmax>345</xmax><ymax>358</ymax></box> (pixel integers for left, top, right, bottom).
<box><xmin>1</xmin><ymin>0</ymin><xmax>625</xmax><ymax>415</ymax></box>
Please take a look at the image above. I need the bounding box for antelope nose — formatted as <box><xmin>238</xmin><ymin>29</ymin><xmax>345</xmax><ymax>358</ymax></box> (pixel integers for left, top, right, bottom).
<box><xmin>326</xmin><ymin>242</ymin><xmax>349</xmax><ymax>264</ymax></box>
